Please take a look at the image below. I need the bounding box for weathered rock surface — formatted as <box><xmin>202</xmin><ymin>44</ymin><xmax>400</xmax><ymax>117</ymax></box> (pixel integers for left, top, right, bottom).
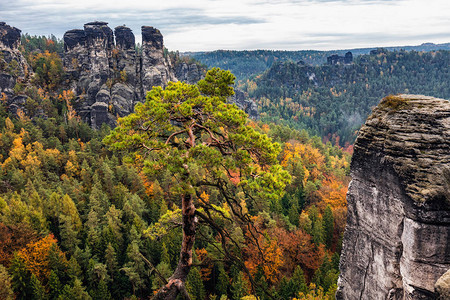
<box><xmin>327</xmin><ymin>51</ymin><xmax>353</xmax><ymax>65</ymax></box>
<box><xmin>231</xmin><ymin>89</ymin><xmax>259</xmax><ymax>120</ymax></box>
<box><xmin>175</xmin><ymin>62</ymin><xmax>203</xmax><ymax>84</ymax></box>
<box><xmin>63</xmin><ymin>22</ymin><xmax>176</xmax><ymax>128</ymax></box>
<box><xmin>63</xmin><ymin>21</ymin><xmax>258</xmax><ymax>128</ymax></box>
<box><xmin>337</xmin><ymin>95</ymin><xmax>450</xmax><ymax>300</ymax></box>
<box><xmin>0</xmin><ymin>22</ymin><xmax>33</xmax><ymax>114</ymax></box>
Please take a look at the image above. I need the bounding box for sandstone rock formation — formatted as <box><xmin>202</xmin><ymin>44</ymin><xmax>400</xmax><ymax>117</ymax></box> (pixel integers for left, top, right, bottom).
<box><xmin>327</xmin><ymin>51</ymin><xmax>353</xmax><ymax>65</ymax></box>
<box><xmin>0</xmin><ymin>22</ymin><xmax>32</xmax><ymax>114</ymax></box>
<box><xmin>0</xmin><ymin>21</ymin><xmax>258</xmax><ymax>127</ymax></box>
<box><xmin>63</xmin><ymin>21</ymin><xmax>257</xmax><ymax>128</ymax></box>
<box><xmin>337</xmin><ymin>95</ymin><xmax>450</xmax><ymax>299</ymax></box>
<box><xmin>63</xmin><ymin>22</ymin><xmax>154</xmax><ymax>128</ymax></box>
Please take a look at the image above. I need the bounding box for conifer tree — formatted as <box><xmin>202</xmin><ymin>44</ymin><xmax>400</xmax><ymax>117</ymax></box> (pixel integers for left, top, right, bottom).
<box><xmin>322</xmin><ymin>205</ymin><xmax>334</xmax><ymax>249</ymax></box>
<box><xmin>48</xmin><ymin>270</ymin><xmax>62</xmax><ymax>300</ymax></box>
<box><xmin>216</xmin><ymin>263</ymin><xmax>229</xmax><ymax>297</ymax></box>
<box><xmin>30</xmin><ymin>274</ymin><xmax>46</xmax><ymax>300</ymax></box>
<box><xmin>104</xmin><ymin>67</ymin><xmax>290</xmax><ymax>299</ymax></box>
<box><xmin>0</xmin><ymin>264</ymin><xmax>15</xmax><ymax>300</ymax></box>
<box><xmin>291</xmin><ymin>266</ymin><xmax>308</xmax><ymax>296</ymax></box>
<box><xmin>186</xmin><ymin>267</ymin><xmax>205</xmax><ymax>300</ymax></box>
<box><xmin>231</xmin><ymin>271</ymin><xmax>246</xmax><ymax>300</ymax></box>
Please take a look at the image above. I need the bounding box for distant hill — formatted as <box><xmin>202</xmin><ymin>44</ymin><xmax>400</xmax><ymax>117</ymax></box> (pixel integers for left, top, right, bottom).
<box><xmin>185</xmin><ymin>43</ymin><xmax>450</xmax><ymax>80</ymax></box>
<box><xmin>243</xmin><ymin>49</ymin><xmax>450</xmax><ymax>145</ymax></box>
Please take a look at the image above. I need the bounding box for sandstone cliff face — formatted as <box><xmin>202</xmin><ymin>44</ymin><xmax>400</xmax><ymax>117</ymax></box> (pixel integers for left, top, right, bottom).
<box><xmin>0</xmin><ymin>22</ymin><xmax>32</xmax><ymax>114</ymax></box>
<box><xmin>337</xmin><ymin>95</ymin><xmax>450</xmax><ymax>300</ymax></box>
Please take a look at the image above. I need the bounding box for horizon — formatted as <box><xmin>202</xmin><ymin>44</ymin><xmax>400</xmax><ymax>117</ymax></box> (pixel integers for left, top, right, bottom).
<box><xmin>1</xmin><ymin>0</ymin><xmax>449</xmax><ymax>52</ymax></box>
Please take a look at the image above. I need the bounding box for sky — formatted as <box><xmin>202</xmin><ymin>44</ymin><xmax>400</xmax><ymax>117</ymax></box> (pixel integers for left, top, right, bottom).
<box><xmin>0</xmin><ymin>0</ymin><xmax>449</xmax><ymax>52</ymax></box>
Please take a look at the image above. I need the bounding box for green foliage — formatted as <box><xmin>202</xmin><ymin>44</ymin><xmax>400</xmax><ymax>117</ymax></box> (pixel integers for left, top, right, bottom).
<box><xmin>186</xmin><ymin>267</ymin><xmax>206</xmax><ymax>300</ymax></box>
<box><xmin>323</xmin><ymin>205</ymin><xmax>334</xmax><ymax>249</ymax></box>
<box><xmin>31</xmin><ymin>51</ymin><xmax>64</xmax><ymax>90</ymax></box>
<box><xmin>30</xmin><ymin>273</ymin><xmax>46</xmax><ymax>300</ymax></box>
<box><xmin>231</xmin><ymin>271</ymin><xmax>246</xmax><ymax>300</ymax></box>
<box><xmin>21</xmin><ymin>34</ymin><xmax>64</xmax><ymax>56</ymax></box>
<box><xmin>0</xmin><ymin>64</ymin><xmax>350</xmax><ymax>299</ymax></box>
<box><xmin>0</xmin><ymin>264</ymin><xmax>15</xmax><ymax>300</ymax></box>
<box><xmin>58</xmin><ymin>278</ymin><xmax>92</xmax><ymax>300</ymax></box>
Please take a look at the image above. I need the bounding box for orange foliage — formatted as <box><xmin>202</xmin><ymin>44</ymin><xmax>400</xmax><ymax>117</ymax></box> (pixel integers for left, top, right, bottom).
<box><xmin>244</xmin><ymin>219</ymin><xmax>284</xmax><ymax>284</ymax></box>
<box><xmin>59</xmin><ymin>90</ymin><xmax>78</xmax><ymax>121</ymax></box>
<box><xmin>274</xmin><ymin>227</ymin><xmax>325</xmax><ymax>280</ymax></box>
<box><xmin>317</xmin><ymin>176</ymin><xmax>347</xmax><ymax>209</ymax></box>
<box><xmin>0</xmin><ymin>223</ymin><xmax>38</xmax><ymax>267</ymax></box>
<box><xmin>139</xmin><ymin>171</ymin><xmax>153</xmax><ymax>196</ymax></box>
<box><xmin>195</xmin><ymin>248</ymin><xmax>213</xmax><ymax>281</ymax></box>
<box><xmin>18</xmin><ymin>234</ymin><xmax>67</xmax><ymax>282</ymax></box>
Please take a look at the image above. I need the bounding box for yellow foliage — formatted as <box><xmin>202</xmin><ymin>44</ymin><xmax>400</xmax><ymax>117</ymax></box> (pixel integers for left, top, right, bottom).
<box><xmin>199</xmin><ymin>191</ymin><xmax>210</xmax><ymax>203</ymax></box>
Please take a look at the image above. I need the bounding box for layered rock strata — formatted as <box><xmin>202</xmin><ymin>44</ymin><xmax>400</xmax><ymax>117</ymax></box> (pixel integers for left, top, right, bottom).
<box><xmin>337</xmin><ymin>95</ymin><xmax>450</xmax><ymax>299</ymax></box>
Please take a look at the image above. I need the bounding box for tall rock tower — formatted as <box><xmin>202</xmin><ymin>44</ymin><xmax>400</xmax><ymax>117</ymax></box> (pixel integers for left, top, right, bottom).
<box><xmin>63</xmin><ymin>22</ymin><xmax>176</xmax><ymax>129</ymax></box>
<box><xmin>337</xmin><ymin>95</ymin><xmax>450</xmax><ymax>299</ymax></box>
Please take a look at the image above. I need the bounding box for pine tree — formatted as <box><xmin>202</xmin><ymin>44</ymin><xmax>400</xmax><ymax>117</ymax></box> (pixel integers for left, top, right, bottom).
<box><xmin>30</xmin><ymin>273</ymin><xmax>46</xmax><ymax>300</ymax></box>
<box><xmin>186</xmin><ymin>267</ymin><xmax>206</xmax><ymax>300</ymax></box>
<box><xmin>92</xmin><ymin>279</ymin><xmax>111</xmax><ymax>300</ymax></box>
<box><xmin>67</xmin><ymin>256</ymin><xmax>83</xmax><ymax>281</ymax></box>
<box><xmin>104</xmin><ymin>243</ymin><xmax>118</xmax><ymax>280</ymax></box>
<box><xmin>9</xmin><ymin>254</ymin><xmax>32</xmax><ymax>300</ymax></box>
<box><xmin>311</xmin><ymin>217</ymin><xmax>324</xmax><ymax>245</ymax></box>
<box><xmin>288</xmin><ymin>204</ymin><xmax>300</xmax><ymax>227</ymax></box>
<box><xmin>0</xmin><ymin>264</ymin><xmax>15</xmax><ymax>300</ymax></box>
<box><xmin>231</xmin><ymin>271</ymin><xmax>246</xmax><ymax>300</ymax></box>
<box><xmin>278</xmin><ymin>276</ymin><xmax>294</xmax><ymax>300</ymax></box>
<box><xmin>291</xmin><ymin>266</ymin><xmax>308</xmax><ymax>296</ymax></box>
<box><xmin>48</xmin><ymin>270</ymin><xmax>62</xmax><ymax>300</ymax></box>
<box><xmin>322</xmin><ymin>205</ymin><xmax>334</xmax><ymax>249</ymax></box>
<box><xmin>216</xmin><ymin>263</ymin><xmax>229</xmax><ymax>296</ymax></box>
<box><xmin>121</xmin><ymin>239</ymin><xmax>146</xmax><ymax>295</ymax></box>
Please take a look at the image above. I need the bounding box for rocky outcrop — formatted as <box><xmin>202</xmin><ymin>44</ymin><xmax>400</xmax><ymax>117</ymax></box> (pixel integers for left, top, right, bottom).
<box><xmin>231</xmin><ymin>89</ymin><xmax>258</xmax><ymax>120</ymax></box>
<box><xmin>63</xmin><ymin>22</ymin><xmax>176</xmax><ymax>128</ymax></box>
<box><xmin>337</xmin><ymin>95</ymin><xmax>450</xmax><ymax>299</ymax></box>
<box><xmin>0</xmin><ymin>22</ymin><xmax>32</xmax><ymax>114</ymax></box>
<box><xmin>327</xmin><ymin>51</ymin><xmax>353</xmax><ymax>65</ymax></box>
<box><xmin>141</xmin><ymin>26</ymin><xmax>176</xmax><ymax>93</ymax></box>
<box><xmin>63</xmin><ymin>21</ymin><xmax>258</xmax><ymax>128</ymax></box>
<box><xmin>175</xmin><ymin>62</ymin><xmax>203</xmax><ymax>84</ymax></box>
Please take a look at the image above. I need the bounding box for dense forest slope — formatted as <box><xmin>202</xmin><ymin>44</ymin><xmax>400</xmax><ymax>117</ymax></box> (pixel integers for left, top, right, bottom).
<box><xmin>187</xmin><ymin>43</ymin><xmax>450</xmax><ymax>80</ymax></box>
<box><xmin>242</xmin><ymin>49</ymin><xmax>450</xmax><ymax>145</ymax></box>
<box><xmin>1</xmin><ymin>21</ymin><xmax>351</xmax><ymax>299</ymax></box>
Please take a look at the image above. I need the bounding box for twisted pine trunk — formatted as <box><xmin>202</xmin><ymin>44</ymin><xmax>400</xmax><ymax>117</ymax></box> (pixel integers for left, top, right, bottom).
<box><xmin>153</xmin><ymin>193</ymin><xmax>197</xmax><ymax>300</ymax></box>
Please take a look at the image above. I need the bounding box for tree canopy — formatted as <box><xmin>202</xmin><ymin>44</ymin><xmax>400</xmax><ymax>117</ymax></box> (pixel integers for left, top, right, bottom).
<box><xmin>103</xmin><ymin>68</ymin><xmax>291</xmax><ymax>298</ymax></box>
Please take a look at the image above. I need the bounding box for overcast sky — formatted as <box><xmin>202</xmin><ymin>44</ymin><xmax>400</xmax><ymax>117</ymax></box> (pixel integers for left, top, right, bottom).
<box><xmin>0</xmin><ymin>0</ymin><xmax>449</xmax><ymax>51</ymax></box>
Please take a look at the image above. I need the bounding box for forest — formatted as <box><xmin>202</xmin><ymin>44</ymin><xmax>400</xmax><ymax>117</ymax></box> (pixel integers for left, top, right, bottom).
<box><xmin>187</xmin><ymin>43</ymin><xmax>450</xmax><ymax>81</ymax></box>
<box><xmin>238</xmin><ymin>49</ymin><xmax>450</xmax><ymax>145</ymax></box>
<box><xmin>0</xmin><ymin>35</ymin><xmax>351</xmax><ymax>299</ymax></box>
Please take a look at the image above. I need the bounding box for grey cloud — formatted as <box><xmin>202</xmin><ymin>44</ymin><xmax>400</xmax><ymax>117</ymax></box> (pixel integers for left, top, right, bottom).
<box><xmin>241</xmin><ymin>31</ymin><xmax>450</xmax><ymax>50</ymax></box>
<box><xmin>1</xmin><ymin>4</ymin><xmax>265</xmax><ymax>38</ymax></box>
